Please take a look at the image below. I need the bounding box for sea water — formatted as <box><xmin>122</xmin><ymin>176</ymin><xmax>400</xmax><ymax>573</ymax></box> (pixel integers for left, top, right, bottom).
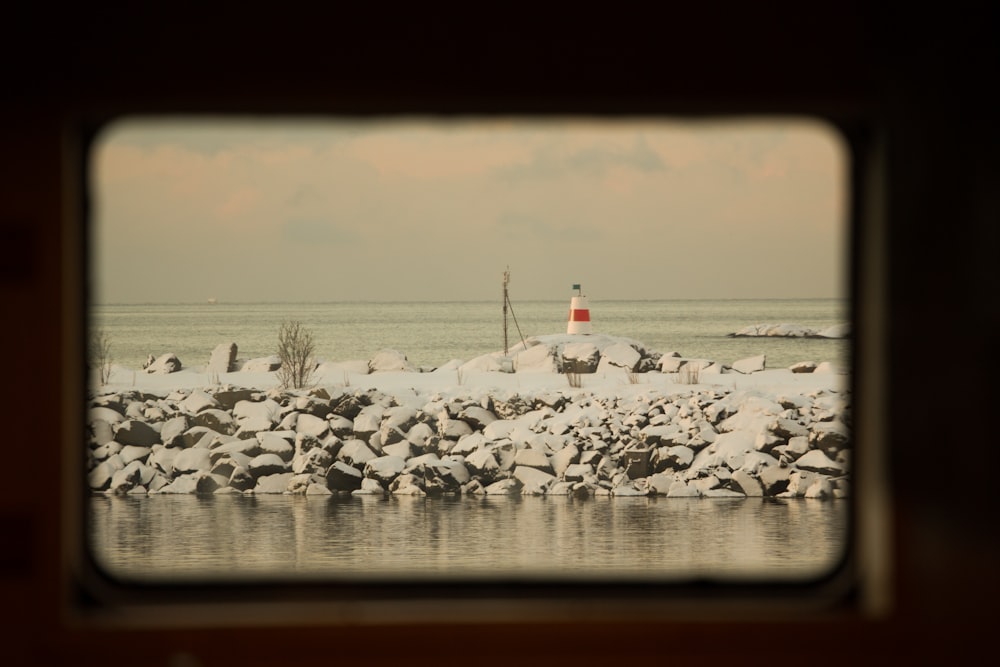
<box><xmin>91</xmin><ymin>298</ymin><xmax>849</xmax><ymax>372</ymax></box>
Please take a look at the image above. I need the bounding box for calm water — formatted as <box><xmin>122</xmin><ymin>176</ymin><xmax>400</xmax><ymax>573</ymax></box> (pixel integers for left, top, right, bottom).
<box><xmin>91</xmin><ymin>299</ymin><xmax>849</xmax><ymax>372</ymax></box>
<box><xmin>90</xmin><ymin>494</ymin><xmax>848</xmax><ymax>583</ymax></box>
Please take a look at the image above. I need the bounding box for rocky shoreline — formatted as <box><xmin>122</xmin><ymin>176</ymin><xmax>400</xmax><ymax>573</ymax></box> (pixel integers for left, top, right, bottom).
<box><xmin>87</xmin><ymin>374</ymin><xmax>851</xmax><ymax>501</ymax></box>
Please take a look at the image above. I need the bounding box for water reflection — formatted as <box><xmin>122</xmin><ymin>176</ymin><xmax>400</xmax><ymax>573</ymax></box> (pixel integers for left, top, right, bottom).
<box><xmin>89</xmin><ymin>495</ymin><xmax>847</xmax><ymax>583</ymax></box>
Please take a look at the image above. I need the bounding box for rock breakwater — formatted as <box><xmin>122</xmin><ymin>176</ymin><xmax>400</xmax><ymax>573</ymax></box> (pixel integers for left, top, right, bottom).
<box><xmin>87</xmin><ymin>380</ymin><xmax>851</xmax><ymax>500</ymax></box>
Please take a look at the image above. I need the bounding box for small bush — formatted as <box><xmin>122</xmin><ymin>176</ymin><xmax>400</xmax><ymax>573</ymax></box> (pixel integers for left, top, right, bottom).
<box><xmin>677</xmin><ymin>364</ymin><xmax>700</xmax><ymax>385</ymax></box>
<box><xmin>90</xmin><ymin>329</ymin><xmax>113</xmax><ymax>385</ymax></box>
<box><xmin>276</xmin><ymin>320</ymin><xmax>317</xmax><ymax>389</ymax></box>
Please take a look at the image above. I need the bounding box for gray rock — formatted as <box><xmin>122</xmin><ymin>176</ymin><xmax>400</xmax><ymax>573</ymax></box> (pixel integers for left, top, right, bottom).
<box><xmin>190</xmin><ymin>409</ymin><xmax>236</xmax><ymax>435</ymax></box>
<box><xmin>248</xmin><ymin>453</ymin><xmax>289</xmax><ymax>478</ymax></box>
<box><xmin>114</xmin><ymin>419</ymin><xmax>160</xmax><ymax>447</ymax></box>
<box><xmin>326</xmin><ymin>461</ymin><xmax>363</xmax><ymax>491</ymax></box>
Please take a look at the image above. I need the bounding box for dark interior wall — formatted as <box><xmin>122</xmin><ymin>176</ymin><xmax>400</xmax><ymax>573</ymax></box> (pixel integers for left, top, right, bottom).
<box><xmin>1</xmin><ymin>4</ymin><xmax>997</xmax><ymax>663</ymax></box>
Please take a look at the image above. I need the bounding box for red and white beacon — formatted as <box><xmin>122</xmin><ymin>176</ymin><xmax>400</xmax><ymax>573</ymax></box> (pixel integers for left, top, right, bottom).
<box><xmin>567</xmin><ymin>283</ymin><xmax>593</xmax><ymax>334</ymax></box>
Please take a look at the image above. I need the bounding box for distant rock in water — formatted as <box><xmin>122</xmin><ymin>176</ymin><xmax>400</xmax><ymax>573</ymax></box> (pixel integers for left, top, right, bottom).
<box><xmin>728</xmin><ymin>323</ymin><xmax>849</xmax><ymax>338</ymax></box>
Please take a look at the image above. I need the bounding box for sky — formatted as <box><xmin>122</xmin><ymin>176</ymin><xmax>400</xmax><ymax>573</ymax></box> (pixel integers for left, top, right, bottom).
<box><xmin>91</xmin><ymin>116</ymin><xmax>847</xmax><ymax>303</ymax></box>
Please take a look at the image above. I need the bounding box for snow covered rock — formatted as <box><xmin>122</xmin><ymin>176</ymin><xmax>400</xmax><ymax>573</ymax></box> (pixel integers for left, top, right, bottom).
<box><xmin>596</xmin><ymin>343</ymin><xmax>641</xmax><ymax>373</ymax></box>
<box><xmin>513</xmin><ymin>448</ymin><xmax>554</xmax><ymax>475</ymax></box>
<box><xmin>369</xmin><ymin>349</ymin><xmax>415</xmax><ymax>373</ymax></box>
<box><xmin>145</xmin><ymin>353</ymin><xmax>182</xmax><ymax>374</ymax></box>
<box><xmin>253</xmin><ymin>472</ymin><xmax>294</xmax><ymax>494</ymax></box>
<box><xmin>326</xmin><ymin>461</ymin><xmax>363</xmax><ymax>491</ymax></box>
<box><xmin>248</xmin><ymin>453</ymin><xmax>289</xmax><ymax>478</ymax></box>
<box><xmin>732</xmin><ymin>354</ymin><xmax>766</xmax><ymax>374</ymax></box>
<box><xmin>561</xmin><ymin>342</ymin><xmax>600</xmax><ymax>374</ymax></box>
<box><xmin>513</xmin><ymin>466</ymin><xmax>556</xmax><ymax>495</ymax></box>
<box><xmin>207</xmin><ymin>342</ymin><xmax>238</xmax><ymax>374</ymax></box>
<box><xmin>794</xmin><ymin>450</ymin><xmax>844</xmax><ymax>476</ymax></box>
<box><xmin>172</xmin><ymin>448</ymin><xmax>213</xmax><ymax>474</ymax></box>
<box><xmin>364</xmin><ymin>455</ymin><xmax>406</xmax><ymax>483</ymax></box>
<box><xmin>241</xmin><ymin>356</ymin><xmax>281</xmax><ymax>372</ymax></box>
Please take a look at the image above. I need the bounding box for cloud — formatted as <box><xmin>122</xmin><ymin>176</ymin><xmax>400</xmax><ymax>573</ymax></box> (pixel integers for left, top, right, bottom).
<box><xmin>215</xmin><ymin>188</ymin><xmax>261</xmax><ymax>219</ymax></box>
<box><xmin>281</xmin><ymin>218</ymin><xmax>357</xmax><ymax>245</ymax></box>
<box><xmin>495</xmin><ymin>133</ymin><xmax>665</xmax><ymax>182</ymax></box>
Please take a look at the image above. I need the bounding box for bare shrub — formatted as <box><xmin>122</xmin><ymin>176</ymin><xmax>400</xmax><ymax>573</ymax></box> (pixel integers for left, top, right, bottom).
<box><xmin>276</xmin><ymin>320</ymin><xmax>317</xmax><ymax>389</ymax></box>
<box><xmin>90</xmin><ymin>329</ymin><xmax>113</xmax><ymax>385</ymax></box>
<box><xmin>566</xmin><ymin>371</ymin><xmax>582</xmax><ymax>388</ymax></box>
<box><xmin>626</xmin><ymin>369</ymin><xmax>640</xmax><ymax>384</ymax></box>
<box><xmin>677</xmin><ymin>363</ymin><xmax>700</xmax><ymax>385</ymax></box>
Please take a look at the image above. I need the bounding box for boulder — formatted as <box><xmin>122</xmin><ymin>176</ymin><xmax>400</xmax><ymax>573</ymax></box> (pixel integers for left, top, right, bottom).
<box><xmin>563</xmin><ymin>463</ymin><xmax>593</xmax><ymax>483</ymax></box>
<box><xmin>253</xmin><ymin>472</ymin><xmax>295</xmax><ymax>494</ymax></box>
<box><xmin>326</xmin><ymin>461</ymin><xmax>363</xmax><ymax>492</ymax></box>
<box><xmin>730</xmin><ymin>468</ymin><xmax>763</xmax><ymax>496</ymax></box>
<box><xmin>88</xmin><ymin>459</ymin><xmax>120</xmax><ymax>490</ymax></box>
<box><xmin>513</xmin><ymin>448</ymin><xmax>554</xmax><ymax>475</ymax></box>
<box><xmin>228</xmin><ymin>466</ymin><xmax>255</xmax><ymax>491</ymax></box>
<box><xmin>483</xmin><ymin>478</ymin><xmax>523</xmax><ymax>495</ymax></box>
<box><xmin>451</xmin><ymin>433</ymin><xmax>485</xmax><ymax>457</ymax></box>
<box><xmin>464</xmin><ymin>448</ymin><xmax>500</xmax><ymax>480</ymax></box>
<box><xmin>181</xmin><ymin>391</ymin><xmax>220</xmax><ymax>414</ymax></box>
<box><xmin>207</xmin><ymin>342</ymin><xmax>238</xmax><ymax>374</ymax></box>
<box><xmin>337</xmin><ymin>439</ymin><xmax>377</xmax><ymax>469</ymax></box>
<box><xmin>596</xmin><ymin>343</ymin><xmax>641</xmax><ymax>373</ymax></box>
<box><xmin>421</xmin><ymin>459</ymin><xmax>470</xmax><ymax>494</ymax></box>
<box><xmin>369</xmin><ymin>349</ymin><xmax>415</xmax><ymax>373</ymax></box>
<box><xmin>287</xmin><ymin>473</ymin><xmax>326</xmax><ymax>495</ymax></box>
<box><xmin>145</xmin><ymin>353</ymin><xmax>182</xmax><ymax>374</ymax></box>
<box><xmin>292</xmin><ymin>447</ymin><xmax>333</xmax><ymax>475</ymax></box>
<box><xmin>352</xmin><ymin>478</ymin><xmax>386</xmax><ymax>495</ymax></box>
<box><xmin>240</xmin><ymin>356</ymin><xmax>281</xmax><ymax>372</ymax></box>
<box><xmin>651</xmin><ymin>445</ymin><xmax>693</xmax><ymax>472</ymax></box>
<box><xmin>114</xmin><ymin>419</ymin><xmax>160</xmax><ymax>447</ymax></box>
<box><xmin>382</xmin><ymin>441</ymin><xmax>413</xmax><ymax>460</ymax></box>
<box><xmin>119</xmin><ymin>445</ymin><xmax>151</xmax><ymax>465</ymax></box>
<box><xmin>389</xmin><ymin>474</ymin><xmax>426</xmax><ymax>496</ymax></box>
<box><xmin>561</xmin><ymin>343</ymin><xmax>600</xmax><ymax>374</ymax></box>
<box><xmin>248</xmin><ymin>453</ymin><xmax>289</xmax><ymax>478</ymax></box>
<box><xmin>622</xmin><ymin>447</ymin><xmax>651</xmax><ymax>479</ymax></box>
<box><xmin>810</xmin><ymin>421</ymin><xmax>851</xmax><ymax>456</ymax></box>
<box><xmin>795</xmin><ymin>450</ymin><xmax>844</xmax><ymax>476</ymax></box>
<box><xmin>159</xmin><ymin>416</ymin><xmax>190</xmax><ymax>447</ymax></box>
<box><xmin>212</xmin><ymin>388</ymin><xmax>255</xmax><ymax>411</ymax></box>
<box><xmin>513</xmin><ymin>466</ymin><xmax>556</xmax><ymax>495</ymax></box>
<box><xmin>550</xmin><ymin>444</ymin><xmax>580</xmax><ymax>478</ymax></box>
<box><xmin>295</xmin><ymin>413</ymin><xmax>331</xmax><ymax>439</ymax></box>
<box><xmin>257</xmin><ymin>432</ymin><xmax>294</xmax><ymax>462</ymax></box>
<box><xmin>789</xmin><ymin>361</ymin><xmax>817</xmax><ymax>373</ymax></box>
<box><xmin>172</xmin><ymin>448</ymin><xmax>213</xmax><ymax>474</ymax></box>
<box><xmin>148</xmin><ymin>446</ymin><xmax>178</xmax><ymax>476</ymax></box>
<box><xmin>190</xmin><ymin>409</ymin><xmax>236</xmax><ymax>434</ymax></box>
<box><xmin>364</xmin><ymin>455</ymin><xmax>406</xmax><ymax>484</ymax></box>
<box><xmin>458</xmin><ymin>406</ymin><xmax>497</xmax><ymax>431</ymax></box>
<box><xmin>210</xmin><ymin>438</ymin><xmax>262</xmax><ymax>462</ymax></box>
<box><xmin>732</xmin><ymin>354</ymin><xmax>766</xmax><ymax>374</ymax></box>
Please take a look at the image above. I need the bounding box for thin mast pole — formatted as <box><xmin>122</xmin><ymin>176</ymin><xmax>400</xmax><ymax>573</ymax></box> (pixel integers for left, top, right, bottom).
<box><xmin>503</xmin><ymin>267</ymin><xmax>510</xmax><ymax>356</ymax></box>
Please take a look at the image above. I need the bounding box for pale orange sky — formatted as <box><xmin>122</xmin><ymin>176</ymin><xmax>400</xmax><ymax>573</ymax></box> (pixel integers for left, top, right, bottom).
<box><xmin>91</xmin><ymin>117</ymin><xmax>847</xmax><ymax>303</ymax></box>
